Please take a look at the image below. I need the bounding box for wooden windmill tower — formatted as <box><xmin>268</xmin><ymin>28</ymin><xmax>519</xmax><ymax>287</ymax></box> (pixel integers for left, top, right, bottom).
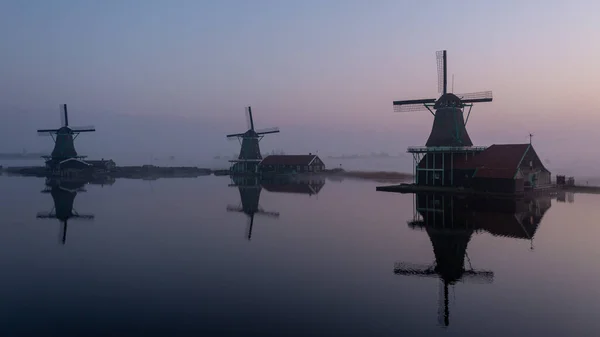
<box><xmin>393</xmin><ymin>51</ymin><xmax>493</xmax><ymax>187</ymax></box>
<box><xmin>36</xmin><ymin>178</ymin><xmax>94</xmax><ymax>245</ymax></box>
<box><xmin>226</xmin><ymin>176</ymin><xmax>280</xmax><ymax>240</ymax></box>
<box><xmin>37</xmin><ymin>104</ymin><xmax>96</xmax><ymax>170</ymax></box>
<box><xmin>226</xmin><ymin>106</ymin><xmax>280</xmax><ymax>174</ymax></box>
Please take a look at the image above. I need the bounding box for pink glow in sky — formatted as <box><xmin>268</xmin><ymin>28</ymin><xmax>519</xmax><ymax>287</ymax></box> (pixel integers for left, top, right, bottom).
<box><xmin>0</xmin><ymin>0</ymin><xmax>599</xmax><ymax>175</ymax></box>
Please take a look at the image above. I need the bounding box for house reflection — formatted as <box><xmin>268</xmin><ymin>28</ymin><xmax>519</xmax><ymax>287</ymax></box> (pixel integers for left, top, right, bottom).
<box><xmin>395</xmin><ymin>193</ymin><xmax>552</xmax><ymax>327</ymax></box>
<box><xmin>36</xmin><ymin>176</ymin><xmax>114</xmax><ymax>244</ymax></box>
<box><xmin>226</xmin><ymin>175</ymin><xmax>326</xmax><ymax>240</ymax></box>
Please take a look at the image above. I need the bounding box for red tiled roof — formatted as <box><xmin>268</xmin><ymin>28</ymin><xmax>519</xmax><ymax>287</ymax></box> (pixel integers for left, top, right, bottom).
<box><xmin>260</xmin><ymin>155</ymin><xmax>318</xmax><ymax>166</ymax></box>
<box><xmin>455</xmin><ymin>144</ymin><xmax>530</xmax><ymax>170</ymax></box>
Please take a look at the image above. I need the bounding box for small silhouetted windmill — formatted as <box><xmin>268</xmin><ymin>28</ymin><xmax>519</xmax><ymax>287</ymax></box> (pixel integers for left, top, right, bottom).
<box><xmin>226</xmin><ymin>176</ymin><xmax>280</xmax><ymax>240</ymax></box>
<box><xmin>226</xmin><ymin>106</ymin><xmax>279</xmax><ymax>173</ymax></box>
<box><xmin>36</xmin><ymin>178</ymin><xmax>94</xmax><ymax>245</ymax></box>
<box><xmin>393</xmin><ymin>50</ymin><xmax>493</xmax><ymax>147</ymax></box>
<box><xmin>37</xmin><ymin>104</ymin><xmax>95</xmax><ymax>166</ymax></box>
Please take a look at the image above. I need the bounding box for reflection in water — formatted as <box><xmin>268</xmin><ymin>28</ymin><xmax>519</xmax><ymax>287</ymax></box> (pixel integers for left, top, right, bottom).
<box><xmin>226</xmin><ymin>175</ymin><xmax>325</xmax><ymax>240</ymax></box>
<box><xmin>395</xmin><ymin>193</ymin><xmax>552</xmax><ymax>327</ymax></box>
<box><xmin>35</xmin><ymin>176</ymin><xmax>114</xmax><ymax>244</ymax></box>
<box><xmin>556</xmin><ymin>191</ymin><xmax>575</xmax><ymax>203</ymax></box>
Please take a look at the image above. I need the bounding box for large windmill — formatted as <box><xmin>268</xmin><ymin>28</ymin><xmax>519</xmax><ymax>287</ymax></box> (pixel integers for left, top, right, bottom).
<box><xmin>37</xmin><ymin>104</ymin><xmax>96</xmax><ymax>169</ymax></box>
<box><xmin>226</xmin><ymin>176</ymin><xmax>280</xmax><ymax>241</ymax></box>
<box><xmin>36</xmin><ymin>177</ymin><xmax>95</xmax><ymax>245</ymax></box>
<box><xmin>226</xmin><ymin>106</ymin><xmax>280</xmax><ymax>174</ymax></box>
<box><xmin>393</xmin><ymin>50</ymin><xmax>492</xmax><ymax>147</ymax></box>
<box><xmin>393</xmin><ymin>51</ymin><xmax>493</xmax><ymax>187</ymax></box>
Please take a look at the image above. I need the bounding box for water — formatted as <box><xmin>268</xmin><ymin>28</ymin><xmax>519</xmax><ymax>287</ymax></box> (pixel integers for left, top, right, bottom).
<box><xmin>0</xmin><ymin>175</ymin><xmax>598</xmax><ymax>336</ymax></box>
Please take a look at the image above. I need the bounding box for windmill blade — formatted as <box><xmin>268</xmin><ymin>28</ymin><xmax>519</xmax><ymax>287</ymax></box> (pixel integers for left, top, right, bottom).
<box><xmin>436</xmin><ymin>50</ymin><xmax>447</xmax><ymax>94</ymax></box>
<box><xmin>60</xmin><ymin>104</ymin><xmax>68</xmax><ymax>127</ymax></box>
<box><xmin>226</xmin><ymin>132</ymin><xmax>245</xmax><ymax>138</ymax></box>
<box><xmin>37</xmin><ymin>129</ymin><xmax>59</xmax><ymax>136</ymax></box>
<box><xmin>393</xmin><ymin>98</ymin><xmax>436</xmax><ymax>112</ymax></box>
<box><xmin>457</xmin><ymin>91</ymin><xmax>493</xmax><ymax>103</ymax></box>
<box><xmin>255</xmin><ymin>127</ymin><xmax>280</xmax><ymax>135</ymax></box>
<box><xmin>245</xmin><ymin>106</ymin><xmax>254</xmax><ymax>131</ymax></box>
<box><xmin>394</xmin><ymin>104</ymin><xmax>432</xmax><ymax>113</ymax></box>
<box><xmin>70</xmin><ymin>125</ymin><xmax>96</xmax><ymax>132</ymax></box>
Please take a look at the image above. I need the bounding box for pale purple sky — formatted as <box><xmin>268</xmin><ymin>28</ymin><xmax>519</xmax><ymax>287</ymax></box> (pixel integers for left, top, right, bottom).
<box><xmin>0</xmin><ymin>0</ymin><xmax>599</xmax><ymax>174</ymax></box>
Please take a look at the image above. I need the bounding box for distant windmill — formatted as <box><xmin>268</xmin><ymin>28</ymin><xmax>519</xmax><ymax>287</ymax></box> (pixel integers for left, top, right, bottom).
<box><xmin>37</xmin><ymin>104</ymin><xmax>95</xmax><ymax>168</ymax></box>
<box><xmin>226</xmin><ymin>176</ymin><xmax>280</xmax><ymax>240</ymax></box>
<box><xmin>36</xmin><ymin>178</ymin><xmax>94</xmax><ymax>245</ymax></box>
<box><xmin>226</xmin><ymin>106</ymin><xmax>280</xmax><ymax>174</ymax></box>
<box><xmin>393</xmin><ymin>50</ymin><xmax>493</xmax><ymax>147</ymax></box>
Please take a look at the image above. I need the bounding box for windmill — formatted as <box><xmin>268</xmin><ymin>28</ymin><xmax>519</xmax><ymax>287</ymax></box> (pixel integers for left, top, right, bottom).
<box><xmin>393</xmin><ymin>51</ymin><xmax>493</xmax><ymax>187</ymax></box>
<box><xmin>226</xmin><ymin>106</ymin><xmax>280</xmax><ymax>174</ymax></box>
<box><xmin>37</xmin><ymin>104</ymin><xmax>96</xmax><ymax>169</ymax></box>
<box><xmin>393</xmin><ymin>50</ymin><xmax>492</xmax><ymax>147</ymax></box>
<box><xmin>36</xmin><ymin>177</ymin><xmax>94</xmax><ymax>245</ymax></box>
<box><xmin>226</xmin><ymin>175</ymin><xmax>280</xmax><ymax>240</ymax></box>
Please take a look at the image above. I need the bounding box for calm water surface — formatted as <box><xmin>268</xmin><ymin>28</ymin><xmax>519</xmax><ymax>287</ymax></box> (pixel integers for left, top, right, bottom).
<box><xmin>0</xmin><ymin>175</ymin><xmax>598</xmax><ymax>336</ymax></box>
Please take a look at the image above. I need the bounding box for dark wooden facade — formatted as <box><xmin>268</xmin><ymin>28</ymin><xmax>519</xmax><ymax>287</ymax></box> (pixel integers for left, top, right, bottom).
<box><xmin>259</xmin><ymin>155</ymin><xmax>325</xmax><ymax>174</ymax></box>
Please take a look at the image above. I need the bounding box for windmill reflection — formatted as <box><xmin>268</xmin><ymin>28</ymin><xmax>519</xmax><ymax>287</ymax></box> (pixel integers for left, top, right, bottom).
<box><xmin>36</xmin><ymin>176</ymin><xmax>114</xmax><ymax>244</ymax></box>
<box><xmin>395</xmin><ymin>193</ymin><xmax>551</xmax><ymax>327</ymax></box>
<box><xmin>227</xmin><ymin>175</ymin><xmax>325</xmax><ymax>240</ymax></box>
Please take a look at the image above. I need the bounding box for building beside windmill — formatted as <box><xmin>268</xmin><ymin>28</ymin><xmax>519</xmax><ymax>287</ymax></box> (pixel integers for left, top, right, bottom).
<box><xmin>393</xmin><ymin>50</ymin><xmax>551</xmax><ymax>194</ymax></box>
<box><xmin>259</xmin><ymin>154</ymin><xmax>325</xmax><ymax>174</ymax></box>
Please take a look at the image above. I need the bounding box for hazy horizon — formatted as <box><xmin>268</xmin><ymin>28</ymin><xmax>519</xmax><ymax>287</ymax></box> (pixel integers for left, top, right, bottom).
<box><xmin>1</xmin><ymin>1</ymin><xmax>599</xmax><ymax>176</ymax></box>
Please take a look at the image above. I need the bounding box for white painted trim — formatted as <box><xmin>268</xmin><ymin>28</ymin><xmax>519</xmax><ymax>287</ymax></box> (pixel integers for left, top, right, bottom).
<box><xmin>59</xmin><ymin>158</ymin><xmax>91</xmax><ymax>166</ymax></box>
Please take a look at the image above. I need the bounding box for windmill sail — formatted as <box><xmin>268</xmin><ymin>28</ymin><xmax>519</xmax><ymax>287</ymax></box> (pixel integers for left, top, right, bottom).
<box><xmin>437</xmin><ymin>50</ymin><xmax>447</xmax><ymax>94</ymax></box>
<box><xmin>60</xmin><ymin>104</ymin><xmax>68</xmax><ymax>127</ymax></box>
<box><xmin>255</xmin><ymin>127</ymin><xmax>280</xmax><ymax>135</ymax></box>
<box><xmin>456</xmin><ymin>91</ymin><xmax>493</xmax><ymax>103</ymax></box>
<box><xmin>70</xmin><ymin>125</ymin><xmax>96</xmax><ymax>132</ymax></box>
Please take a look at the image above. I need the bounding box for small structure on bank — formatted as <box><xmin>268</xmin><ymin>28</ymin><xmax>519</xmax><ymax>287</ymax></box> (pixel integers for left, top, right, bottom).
<box><xmin>259</xmin><ymin>154</ymin><xmax>325</xmax><ymax>175</ymax></box>
<box><xmin>226</xmin><ymin>106</ymin><xmax>280</xmax><ymax>174</ymax></box>
<box><xmin>453</xmin><ymin>144</ymin><xmax>551</xmax><ymax>194</ymax></box>
<box><xmin>37</xmin><ymin>104</ymin><xmax>96</xmax><ymax>173</ymax></box>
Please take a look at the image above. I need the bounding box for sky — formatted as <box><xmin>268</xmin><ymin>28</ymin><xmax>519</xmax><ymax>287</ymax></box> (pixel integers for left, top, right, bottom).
<box><xmin>0</xmin><ymin>0</ymin><xmax>599</xmax><ymax>174</ymax></box>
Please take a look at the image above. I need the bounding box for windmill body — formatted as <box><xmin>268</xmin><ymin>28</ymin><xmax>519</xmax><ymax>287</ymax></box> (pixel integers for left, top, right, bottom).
<box><xmin>37</xmin><ymin>104</ymin><xmax>96</xmax><ymax>172</ymax></box>
<box><xmin>226</xmin><ymin>107</ymin><xmax>279</xmax><ymax>174</ymax></box>
<box><xmin>393</xmin><ymin>51</ymin><xmax>492</xmax><ymax>187</ymax></box>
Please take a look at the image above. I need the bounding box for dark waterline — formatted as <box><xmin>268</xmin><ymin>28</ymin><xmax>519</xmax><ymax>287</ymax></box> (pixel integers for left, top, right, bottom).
<box><xmin>0</xmin><ymin>176</ymin><xmax>598</xmax><ymax>336</ymax></box>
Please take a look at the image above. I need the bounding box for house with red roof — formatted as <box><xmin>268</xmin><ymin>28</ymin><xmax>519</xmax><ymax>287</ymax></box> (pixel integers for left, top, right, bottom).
<box><xmin>454</xmin><ymin>144</ymin><xmax>551</xmax><ymax>194</ymax></box>
<box><xmin>259</xmin><ymin>154</ymin><xmax>325</xmax><ymax>174</ymax></box>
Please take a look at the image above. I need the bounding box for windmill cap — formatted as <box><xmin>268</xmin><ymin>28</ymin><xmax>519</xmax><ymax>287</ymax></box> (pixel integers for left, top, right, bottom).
<box><xmin>434</xmin><ymin>93</ymin><xmax>463</xmax><ymax>109</ymax></box>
